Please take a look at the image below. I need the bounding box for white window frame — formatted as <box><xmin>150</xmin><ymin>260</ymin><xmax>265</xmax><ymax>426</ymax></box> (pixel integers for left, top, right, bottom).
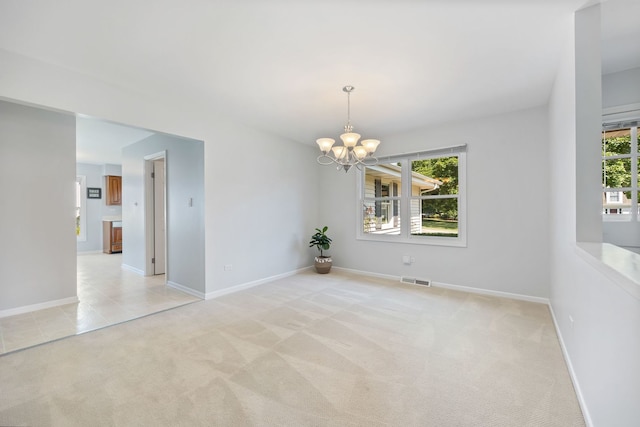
<box><xmin>602</xmin><ymin>106</ymin><xmax>640</xmax><ymax>223</ymax></box>
<box><xmin>76</xmin><ymin>175</ymin><xmax>87</xmax><ymax>242</ymax></box>
<box><xmin>357</xmin><ymin>145</ymin><xmax>467</xmax><ymax>247</ymax></box>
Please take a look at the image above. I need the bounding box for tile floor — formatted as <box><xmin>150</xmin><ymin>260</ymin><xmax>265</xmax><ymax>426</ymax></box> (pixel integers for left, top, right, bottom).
<box><xmin>0</xmin><ymin>253</ymin><xmax>200</xmax><ymax>354</ymax></box>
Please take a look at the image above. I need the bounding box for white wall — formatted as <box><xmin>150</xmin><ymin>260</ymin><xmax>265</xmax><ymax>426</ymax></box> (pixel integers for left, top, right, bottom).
<box><xmin>76</xmin><ymin>163</ymin><xmax>103</xmax><ymax>252</ymax></box>
<box><xmin>602</xmin><ymin>67</ymin><xmax>640</xmax><ymax>109</ymax></box>
<box><xmin>575</xmin><ymin>4</ymin><xmax>604</xmax><ymax>243</ymax></box>
<box><xmin>319</xmin><ymin>106</ymin><xmax>551</xmax><ymax>299</ymax></box>
<box><xmin>0</xmin><ymin>49</ymin><xmax>319</xmax><ymax>299</ymax></box>
<box><xmin>122</xmin><ymin>133</ymin><xmax>205</xmax><ymax>293</ymax></box>
<box><xmin>76</xmin><ymin>163</ymin><xmax>122</xmax><ymax>252</ymax></box>
<box><xmin>549</xmin><ymin>5</ymin><xmax>640</xmax><ymax>426</ymax></box>
<box><xmin>211</xmin><ymin>126</ymin><xmax>319</xmax><ymax>292</ymax></box>
<box><xmin>0</xmin><ymin>100</ymin><xmax>77</xmax><ymax>311</ymax></box>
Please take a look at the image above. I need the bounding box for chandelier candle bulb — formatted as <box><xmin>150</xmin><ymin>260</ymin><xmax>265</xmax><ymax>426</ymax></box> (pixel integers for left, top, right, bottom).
<box><xmin>315</xmin><ymin>85</ymin><xmax>381</xmax><ymax>173</ymax></box>
<box><xmin>340</xmin><ymin>132</ymin><xmax>361</xmax><ymax>147</ymax></box>
<box><xmin>316</xmin><ymin>138</ymin><xmax>335</xmax><ymax>153</ymax></box>
<box><xmin>353</xmin><ymin>146</ymin><xmax>368</xmax><ymax>160</ymax></box>
<box><xmin>332</xmin><ymin>146</ymin><xmax>348</xmax><ymax>160</ymax></box>
<box><xmin>362</xmin><ymin>139</ymin><xmax>381</xmax><ymax>154</ymax></box>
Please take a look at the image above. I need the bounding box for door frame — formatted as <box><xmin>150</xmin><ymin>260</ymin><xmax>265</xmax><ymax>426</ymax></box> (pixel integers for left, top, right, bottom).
<box><xmin>143</xmin><ymin>151</ymin><xmax>167</xmax><ymax>278</ymax></box>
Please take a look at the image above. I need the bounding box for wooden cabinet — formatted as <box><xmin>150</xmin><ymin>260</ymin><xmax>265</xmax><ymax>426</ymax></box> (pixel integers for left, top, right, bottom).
<box><xmin>105</xmin><ymin>175</ymin><xmax>122</xmax><ymax>205</ymax></box>
<box><xmin>103</xmin><ymin>221</ymin><xmax>123</xmax><ymax>254</ymax></box>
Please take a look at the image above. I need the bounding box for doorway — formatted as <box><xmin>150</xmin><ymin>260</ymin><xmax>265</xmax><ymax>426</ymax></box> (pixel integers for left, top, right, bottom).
<box><xmin>145</xmin><ymin>152</ymin><xmax>167</xmax><ymax>277</ymax></box>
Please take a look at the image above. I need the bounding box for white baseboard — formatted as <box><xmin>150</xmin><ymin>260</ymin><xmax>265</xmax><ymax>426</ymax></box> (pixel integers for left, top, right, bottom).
<box><xmin>333</xmin><ymin>266</ymin><xmax>549</xmax><ymax>304</ymax></box>
<box><xmin>548</xmin><ymin>304</ymin><xmax>593</xmax><ymax>427</ymax></box>
<box><xmin>0</xmin><ymin>296</ymin><xmax>79</xmax><ymax>319</ymax></box>
<box><xmin>430</xmin><ymin>281</ymin><xmax>550</xmax><ymax>304</ymax></box>
<box><xmin>77</xmin><ymin>250</ymin><xmax>103</xmax><ymax>255</ymax></box>
<box><xmin>204</xmin><ymin>266</ymin><xmax>312</xmax><ymax>300</ymax></box>
<box><xmin>121</xmin><ymin>263</ymin><xmax>145</xmax><ymax>276</ymax></box>
<box><xmin>332</xmin><ymin>266</ymin><xmax>399</xmax><ymax>281</ymax></box>
<box><xmin>167</xmin><ymin>281</ymin><xmax>205</xmax><ymax>299</ymax></box>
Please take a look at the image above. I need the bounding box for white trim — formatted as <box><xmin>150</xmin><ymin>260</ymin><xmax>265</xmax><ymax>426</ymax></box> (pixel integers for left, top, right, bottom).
<box><xmin>548</xmin><ymin>304</ymin><xmax>593</xmax><ymax>427</ymax></box>
<box><xmin>356</xmin><ymin>233</ymin><xmax>467</xmax><ymax>248</ymax></box>
<box><xmin>76</xmin><ymin>175</ymin><xmax>87</xmax><ymax>242</ymax></box>
<box><xmin>144</xmin><ymin>151</ymin><xmax>167</xmax><ymax>277</ymax></box>
<box><xmin>204</xmin><ymin>266</ymin><xmax>312</xmax><ymax>300</ymax></box>
<box><xmin>430</xmin><ymin>280</ymin><xmax>549</xmax><ymax>304</ymax></box>
<box><xmin>602</xmin><ymin>103</ymin><xmax>640</xmax><ymax>123</ymax></box>
<box><xmin>0</xmin><ymin>296</ymin><xmax>79</xmax><ymax>319</ymax></box>
<box><xmin>333</xmin><ymin>266</ymin><xmax>548</xmax><ymax>304</ymax></box>
<box><xmin>167</xmin><ymin>281</ymin><xmax>205</xmax><ymax>299</ymax></box>
<box><xmin>77</xmin><ymin>250</ymin><xmax>103</xmax><ymax>255</ymax></box>
<box><xmin>376</xmin><ymin>144</ymin><xmax>467</xmax><ymax>163</ymax></box>
<box><xmin>121</xmin><ymin>263</ymin><xmax>145</xmax><ymax>276</ymax></box>
<box><xmin>332</xmin><ymin>266</ymin><xmax>398</xmax><ymax>281</ymax></box>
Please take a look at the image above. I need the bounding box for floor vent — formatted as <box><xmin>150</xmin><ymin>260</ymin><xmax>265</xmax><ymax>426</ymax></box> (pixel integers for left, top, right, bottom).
<box><xmin>400</xmin><ymin>277</ymin><xmax>431</xmax><ymax>287</ymax></box>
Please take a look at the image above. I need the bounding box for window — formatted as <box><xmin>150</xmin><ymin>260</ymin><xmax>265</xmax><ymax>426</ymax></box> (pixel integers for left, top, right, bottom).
<box><xmin>602</xmin><ymin>124</ymin><xmax>639</xmax><ymax>221</ymax></box>
<box><xmin>76</xmin><ymin>176</ymin><xmax>87</xmax><ymax>241</ymax></box>
<box><xmin>359</xmin><ymin>145</ymin><xmax>466</xmax><ymax>246</ymax></box>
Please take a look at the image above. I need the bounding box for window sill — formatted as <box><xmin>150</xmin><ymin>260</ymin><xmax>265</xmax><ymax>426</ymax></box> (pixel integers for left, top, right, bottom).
<box><xmin>576</xmin><ymin>242</ymin><xmax>640</xmax><ymax>300</ymax></box>
<box><xmin>356</xmin><ymin>233</ymin><xmax>467</xmax><ymax>247</ymax></box>
<box><xmin>602</xmin><ymin>216</ymin><xmax>632</xmax><ymax>222</ymax></box>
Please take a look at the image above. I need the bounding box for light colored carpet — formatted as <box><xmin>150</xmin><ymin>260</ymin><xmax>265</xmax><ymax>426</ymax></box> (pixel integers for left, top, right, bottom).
<box><xmin>0</xmin><ymin>270</ymin><xmax>585</xmax><ymax>426</ymax></box>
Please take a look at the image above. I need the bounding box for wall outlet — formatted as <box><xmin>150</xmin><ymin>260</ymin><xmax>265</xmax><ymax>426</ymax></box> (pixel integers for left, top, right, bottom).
<box><xmin>402</xmin><ymin>255</ymin><xmax>412</xmax><ymax>265</ymax></box>
<box><xmin>224</xmin><ymin>264</ymin><xmax>233</xmax><ymax>271</ymax></box>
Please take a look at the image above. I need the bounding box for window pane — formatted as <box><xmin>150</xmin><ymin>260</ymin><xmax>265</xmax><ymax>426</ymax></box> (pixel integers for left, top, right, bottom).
<box><xmin>364</xmin><ymin>164</ymin><xmax>402</xmax><ymax>235</ymax></box>
<box><xmin>363</xmin><ymin>199</ymin><xmax>400</xmax><ymax>235</ymax></box>
<box><xmin>602</xmin><ymin>128</ymin><xmax>631</xmax><ymax>156</ymax></box>
<box><xmin>410</xmin><ymin>198</ymin><xmax>458</xmax><ymax>237</ymax></box>
<box><xmin>411</xmin><ymin>156</ymin><xmax>458</xmax><ymax>195</ymax></box>
<box><xmin>364</xmin><ymin>164</ymin><xmax>402</xmax><ymax>196</ymax></box>
<box><xmin>76</xmin><ymin>180</ymin><xmax>81</xmax><ymax>236</ymax></box>
<box><xmin>603</xmin><ymin>158</ymin><xmax>631</xmax><ymax>188</ymax></box>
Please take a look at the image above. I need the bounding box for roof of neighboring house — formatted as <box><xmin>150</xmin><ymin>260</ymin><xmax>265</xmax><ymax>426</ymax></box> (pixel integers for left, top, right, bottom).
<box><xmin>365</xmin><ymin>164</ymin><xmax>442</xmax><ymax>192</ymax></box>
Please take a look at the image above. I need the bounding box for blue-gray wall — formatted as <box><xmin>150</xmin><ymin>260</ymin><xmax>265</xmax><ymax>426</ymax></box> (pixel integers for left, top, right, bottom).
<box><xmin>122</xmin><ymin>133</ymin><xmax>205</xmax><ymax>294</ymax></box>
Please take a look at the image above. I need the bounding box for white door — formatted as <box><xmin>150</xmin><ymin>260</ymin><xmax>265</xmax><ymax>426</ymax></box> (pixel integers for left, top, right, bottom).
<box><xmin>153</xmin><ymin>159</ymin><xmax>166</xmax><ymax>275</ymax></box>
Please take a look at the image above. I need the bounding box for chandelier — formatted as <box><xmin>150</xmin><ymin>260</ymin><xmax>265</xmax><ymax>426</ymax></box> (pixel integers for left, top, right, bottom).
<box><xmin>316</xmin><ymin>86</ymin><xmax>381</xmax><ymax>172</ymax></box>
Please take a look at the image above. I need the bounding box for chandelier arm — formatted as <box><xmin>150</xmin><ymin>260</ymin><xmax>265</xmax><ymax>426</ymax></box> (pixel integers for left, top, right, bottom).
<box><xmin>317</xmin><ymin>154</ymin><xmax>339</xmax><ymax>166</ymax></box>
<box><xmin>359</xmin><ymin>156</ymin><xmax>379</xmax><ymax>166</ymax></box>
<box><xmin>351</xmin><ymin>153</ymin><xmax>379</xmax><ymax>166</ymax></box>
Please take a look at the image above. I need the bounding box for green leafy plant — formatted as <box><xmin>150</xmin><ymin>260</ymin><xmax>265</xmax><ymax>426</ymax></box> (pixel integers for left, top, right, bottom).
<box><xmin>309</xmin><ymin>226</ymin><xmax>332</xmax><ymax>257</ymax></box>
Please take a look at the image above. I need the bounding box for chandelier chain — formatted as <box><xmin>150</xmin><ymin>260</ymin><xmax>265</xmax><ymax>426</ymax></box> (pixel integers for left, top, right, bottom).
<box><xmin>345</xmin><ymin>89</ymin><xmax>352</xmax><ymax>133</ymax></box>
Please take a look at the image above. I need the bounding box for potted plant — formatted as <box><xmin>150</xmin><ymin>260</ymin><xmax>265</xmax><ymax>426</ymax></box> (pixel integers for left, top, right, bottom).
<box><xmin>309</xmin><ymin>226</ymin><xmax>332</xmax><ymax>274</ymax></box>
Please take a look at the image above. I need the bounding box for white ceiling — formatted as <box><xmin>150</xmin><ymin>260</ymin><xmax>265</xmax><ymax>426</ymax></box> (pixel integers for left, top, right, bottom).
<box><xmin>1</xmin><ymin>0</ymin><xmax>638</xmax><ymax>164</ymax></box>
<box><xmin>601</xmin><ymin>0</ymin><xmax>640</xmax><ymax>74</ymax></box>
<box><xmin>76</xmin><ymin>116</ymin><xmax>153</xmax><ymax>165</ymax></box>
